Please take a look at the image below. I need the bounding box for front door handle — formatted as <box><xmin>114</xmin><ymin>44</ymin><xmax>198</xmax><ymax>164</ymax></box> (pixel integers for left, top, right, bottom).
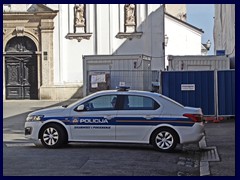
<box><xmin>104</xmin><ymin>115</ymin><xmax>113</xmax><ymax>120</ymax></box>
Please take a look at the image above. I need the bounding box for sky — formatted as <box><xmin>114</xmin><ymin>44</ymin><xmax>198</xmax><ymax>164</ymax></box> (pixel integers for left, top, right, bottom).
<box><xmin>187</xmin><ymin>4</ymin><xmax>215</xmax><ymax>55</ymax></box>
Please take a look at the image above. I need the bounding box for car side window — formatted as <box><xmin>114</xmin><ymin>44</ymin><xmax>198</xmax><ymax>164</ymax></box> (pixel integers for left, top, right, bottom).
<box><xmin>82</xmin><ymin>95</ymin><xmax>118</xmax><ymax>111</ymax></box>
<box><xmin>122</xmin><ymin>95</ymin><xmax>160</xmax><ymax>110</ymax></box>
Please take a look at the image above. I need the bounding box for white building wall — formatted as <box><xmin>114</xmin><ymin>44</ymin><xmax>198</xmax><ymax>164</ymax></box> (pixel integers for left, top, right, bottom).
<box><xmin>165</xmin><ymin>14</ymin><xmax>202</xmax><ymax>68</ymax></box>
<box><xmin>50</xmin><ymin>4</ymin><xmax>95</xmax><ymax>85</ymax></box>
<box><xmin>49</xmin><ymin>4</ymin><xmax>165</xmax><ymax>86</ymax></box>
<box><xmin>96</xmin><ymin>5</ymin><xmax>110</xmax><ymax>54</ymax></box>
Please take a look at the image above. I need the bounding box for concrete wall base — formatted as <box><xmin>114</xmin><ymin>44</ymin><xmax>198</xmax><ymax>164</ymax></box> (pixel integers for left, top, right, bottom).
<box><xmin>40</xmin><ymin>85</ymin><xmax>83</xmax><ymax>100</ymax></box>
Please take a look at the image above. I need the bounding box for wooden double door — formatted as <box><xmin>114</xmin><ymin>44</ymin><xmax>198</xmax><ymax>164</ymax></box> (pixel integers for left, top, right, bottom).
<box><xmin>5</xmin><ymin>54</ymin><xmax>38</xmax><ymax>99</ymax></box>
<box><xmin>5</xmin><ymin>36</ymin><xmax>38</xmax><ymax>99</ymax></box>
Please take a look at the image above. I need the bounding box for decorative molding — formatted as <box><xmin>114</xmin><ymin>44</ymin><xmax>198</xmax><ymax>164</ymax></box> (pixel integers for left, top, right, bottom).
<box><xmin>124</xmin><ymin>4</ymin><xmax>136</xmax><ymax>33</ymax></box>
<box><xmin>15</xmin><ymin>26</ymin><xmax>25</xmax><ymax>36</ymax></box>
<box><xmin>65</xmin><ymin>33</ymin><xmax>92</xmax><ymax>42</ymax></box>
<box><xmin>65</xmin><ymin>4</ymin><xmax>90</xmax><ymax>42</ymax></box>
<box><xmin>33</xmin><ymin>29</ymin><xmax>39</xmax><ymax>35</ymax></box>
<box><xmin>74</xmin><ymin>4</ymin><xmax>86</xmax><ymax>31</ymax></box>
<box><xmin>116</xmin><ymin>32</ymin><xmax>143</xmax><ymax>40</ymax></box>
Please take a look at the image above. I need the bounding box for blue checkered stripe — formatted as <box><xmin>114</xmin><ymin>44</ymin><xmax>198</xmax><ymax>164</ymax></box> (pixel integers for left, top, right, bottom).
<box><xmin>42</xmin><ymin>116</ymin><xmax>194</xmax><ymax>127</ymax></box>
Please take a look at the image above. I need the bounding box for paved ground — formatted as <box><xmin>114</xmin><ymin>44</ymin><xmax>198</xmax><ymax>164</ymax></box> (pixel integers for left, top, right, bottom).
<box><xmin>203</xmin><ymin>118</ymin><xmax>236</xmax><ymax>176</ymax></box>
<box><xmin>3</xmin><ymin>100</ymin><xmax>236</xmax><ymax>176</ymax></box>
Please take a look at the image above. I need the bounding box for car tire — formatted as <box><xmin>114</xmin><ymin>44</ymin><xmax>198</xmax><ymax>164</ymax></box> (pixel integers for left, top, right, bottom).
<box><xmin>151</xmin><ymin>128</ymin><xmax>178</xmax><ymax>152</ymax></box>
<box><xmin>40</xmin><ymin>123</ymin><xmax>67</xmax><ymax>148</ymax></box>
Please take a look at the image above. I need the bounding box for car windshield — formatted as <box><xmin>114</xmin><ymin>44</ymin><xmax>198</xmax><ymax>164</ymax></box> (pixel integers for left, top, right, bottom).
<box><xmin>61</xmin><ymin>95</ymin><xmax>90</xmax><ymax>108</ymax></box>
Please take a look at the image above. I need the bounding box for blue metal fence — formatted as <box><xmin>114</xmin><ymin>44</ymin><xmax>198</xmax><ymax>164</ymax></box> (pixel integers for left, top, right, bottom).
<box><xmin>218</xmin><ymin>70</ymin><xmax>235</xmax><ymax>116</ymax></box>
<box><xmin>161</xmin><ymin>70</ymin><xmax>235</xmax><ymax>117</ymax></box>
<box><xmin>161</xmin><ymin>71</ymin><xmax>215</xmax><ymax>116</ymax></box>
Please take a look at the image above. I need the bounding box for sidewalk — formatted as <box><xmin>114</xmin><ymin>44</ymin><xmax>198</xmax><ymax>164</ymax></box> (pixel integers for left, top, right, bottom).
<box><xmin>3</xmin><ymin>99</ymin><xmax>77</xmax><ymax>118</ymax></box>
<box><xmin>203</xmin><ymin>118</ymin><xmax>235</xmax><ymax>176</ymax></box>
<box><xmin>3</xmin><ymin>99</ymin><xmax>77</xmax><ymax>142</ymax></box>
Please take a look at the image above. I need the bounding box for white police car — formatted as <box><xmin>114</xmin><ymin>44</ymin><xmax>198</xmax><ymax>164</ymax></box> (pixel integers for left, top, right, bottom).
<box><xmin>25</xmin><ymin>87</ymin><xmax>204</xmax><ymax>152</ymax></box>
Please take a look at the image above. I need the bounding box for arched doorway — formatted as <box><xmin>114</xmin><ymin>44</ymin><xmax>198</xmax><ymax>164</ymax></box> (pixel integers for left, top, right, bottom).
<box><xmin>5</xmin><ymin>36</ymin><xmax>38</xmax><ymax>99</ymax></box>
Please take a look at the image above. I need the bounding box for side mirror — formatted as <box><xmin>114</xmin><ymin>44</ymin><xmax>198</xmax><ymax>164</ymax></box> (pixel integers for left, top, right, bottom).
<box><xmin>76</xmin><ymin>104</ymin><xmax>85</xmax><ymax>111</ymax></box>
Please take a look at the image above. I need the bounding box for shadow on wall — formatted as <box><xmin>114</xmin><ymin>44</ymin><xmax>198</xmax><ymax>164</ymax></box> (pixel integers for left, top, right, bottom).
<box><xmin>70</xmin><ymin>85</ymin><xmax>83</xmax><ymax>100</ymax></box>
<box><xmin>230</xmin><ymin>57</ymin><xmax>235</xmax><ymax>69</ymax></box>
<box><xmin>113</xmin><ymin>6</ymin><xmax>165</xmax><ymax>70</ymax></box>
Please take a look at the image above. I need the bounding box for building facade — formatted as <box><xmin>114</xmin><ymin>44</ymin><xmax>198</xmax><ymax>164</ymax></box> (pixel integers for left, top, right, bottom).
<box><xmin>3</xmin><ymin>4</ymin><xmax>208</xmax><ymax>100</ymax></box>
<box><xmin>214</xmin><ymin>4</ymin><xmax>235</xmax><ymax>68</ymax></box>
<box><xmin>3</xmin><ymin>4</ymin><xmax>165</xmax><ymax>100</ymax></box>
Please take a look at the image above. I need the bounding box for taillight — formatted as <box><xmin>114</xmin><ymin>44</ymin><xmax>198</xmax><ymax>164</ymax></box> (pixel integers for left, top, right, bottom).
<box><xmin>183</xmin><ymin>114</ymin><xmax>203</xmax><ymax>122</ymax></box>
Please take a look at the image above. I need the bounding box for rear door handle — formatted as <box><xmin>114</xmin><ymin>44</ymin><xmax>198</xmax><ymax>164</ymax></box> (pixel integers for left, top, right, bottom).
<box><xmin>144</xmin><ymin>115</ymin><xmax>154</xmax><ymax>120</ymax></box>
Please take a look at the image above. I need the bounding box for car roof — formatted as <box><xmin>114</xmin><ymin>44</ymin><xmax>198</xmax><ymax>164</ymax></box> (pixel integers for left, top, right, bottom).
<box><xmin>92</xmin><ymin>90</ymin><xmax>164</xmax><ymax>98</ymax></box>
<box><xmin>92</xmin><ymin>89</ymin><xmax>159</xmax><ymax>97</ymax></box>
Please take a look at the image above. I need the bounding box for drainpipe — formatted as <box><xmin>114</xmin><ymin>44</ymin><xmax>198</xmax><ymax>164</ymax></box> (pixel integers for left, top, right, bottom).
<box><xmin>214</xmin><ymin>69</ymin><xmax>219</xmax><ymax>120</ymax></box>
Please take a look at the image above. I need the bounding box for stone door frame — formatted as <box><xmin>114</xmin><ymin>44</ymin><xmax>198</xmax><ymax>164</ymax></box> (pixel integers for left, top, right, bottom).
<box><xmin>3</xmin><ymin>9</ymin><xmax>58</xmax><ymax>100</ymax></box>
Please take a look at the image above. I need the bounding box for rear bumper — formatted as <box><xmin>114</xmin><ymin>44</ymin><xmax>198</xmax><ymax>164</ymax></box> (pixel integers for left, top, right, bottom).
<box><xmin>176</xmin><ymin>122</ymin><xmax>205</xmax><ymax>144</ymax></box>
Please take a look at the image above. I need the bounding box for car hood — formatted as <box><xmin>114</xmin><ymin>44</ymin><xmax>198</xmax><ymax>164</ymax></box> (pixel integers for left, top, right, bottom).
<box><xmin>28</xmin><ymin>106</ymin><xmax>67</xmax><ymax>116</ymax></box>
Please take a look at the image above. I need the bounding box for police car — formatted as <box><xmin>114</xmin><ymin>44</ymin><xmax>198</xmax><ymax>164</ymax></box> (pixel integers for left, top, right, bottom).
<box><xmin>25</xmin><ymin>87</ymin><xmax>204</xmax><ymax>152</ymax></box>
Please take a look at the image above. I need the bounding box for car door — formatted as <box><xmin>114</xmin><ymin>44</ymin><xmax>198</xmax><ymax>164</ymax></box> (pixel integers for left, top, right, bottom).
<box><xmin>115</xmin><ymin>95</ymin><xmax>161</xmax><ymax>142</ymax></box>
<box><xmin>69</xmin><ymin>95</ymin><xmax>118</xmax><ymax>141</ymax></box>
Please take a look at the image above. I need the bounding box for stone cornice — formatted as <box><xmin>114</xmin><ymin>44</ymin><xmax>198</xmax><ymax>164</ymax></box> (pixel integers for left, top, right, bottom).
<box><xmin>3</xmin><ymin>11</ymin><xmax>58</xmax><ymax>20</ymax></box>
<box><xmin>116</xmin><ymin>32</ymin><xmax>143</xmax><ymax>40</ymax></box>
<box><xmin>65</xmin><ymin>33</ymin><xmax>92</xmax><ymax>42</ymax></box>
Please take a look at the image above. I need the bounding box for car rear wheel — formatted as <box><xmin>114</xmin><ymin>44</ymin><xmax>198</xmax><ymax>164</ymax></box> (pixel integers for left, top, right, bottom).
<box><xmin>40</xmin><ymin>123</ymin><xmax>67</xmax><ymax>148</ymax></box>
<box><xmin>151</xmin><ymin>128</ymin><xmax>178</xmax><ymax>152</ymax></box>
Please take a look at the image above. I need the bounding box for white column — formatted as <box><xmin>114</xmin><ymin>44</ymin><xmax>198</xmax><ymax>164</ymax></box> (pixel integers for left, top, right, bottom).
<box><xmin>136</xmin><ymin>4</ymin><xmax>141</xmax><ymax>31</ymax></box>
<box><xmin>68</xmin><ymin>4</ymin><xmax>74</xmax><ymax>33</ymax></box>
<box><xmin>109</xmin><ymin>4</ymin><xmax>112</xmax><ymax>54</ymax></box>
<box><xmin>119</xmin><ymin>4</ymin><xmax>124</xmax><ymax>32</ymax></box>
<box><xmin>88</xmin><ymin>4</ymin><xmax>94</xmax><ymax>33</ymax></box>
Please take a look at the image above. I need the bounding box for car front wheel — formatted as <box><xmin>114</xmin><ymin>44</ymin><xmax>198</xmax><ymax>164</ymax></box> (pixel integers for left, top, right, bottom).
<box><xmin>151</xmin><ymin>128</ymin><xmax>178</xmax><ymax>152</ymax></box>
<box><xmin>40</xmin><ymin>123</ymin><xmax>67</xmax><ymax>148</ymax></box>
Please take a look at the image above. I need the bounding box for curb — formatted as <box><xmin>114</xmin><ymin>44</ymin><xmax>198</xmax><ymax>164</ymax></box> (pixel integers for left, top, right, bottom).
<box><xmin>199</xmin><ymin>136</ymin><xmax>210</xmax><ymax>176</ymax></box>
<box><xmin>200</xmin><ymin>161</ymin><xmax>210</xmax><ymax>176</ymax></box>
<box><xmin>199</xmin><ymin>136</ymin><xmax>220</xmax><ymax>176</ymax></box>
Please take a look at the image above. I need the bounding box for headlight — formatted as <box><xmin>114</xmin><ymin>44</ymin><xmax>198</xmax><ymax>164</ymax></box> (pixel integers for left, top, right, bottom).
<box><xmin>26</xmin><ymin>115</ymin><xmax>44</xmax><ymax>122</ymax></box>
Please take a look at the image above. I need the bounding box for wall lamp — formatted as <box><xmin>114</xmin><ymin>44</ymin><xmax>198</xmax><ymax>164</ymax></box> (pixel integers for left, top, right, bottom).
<box><xmin>165</xmin><ymin>35</ymin><xmax>169</xmax><ymax>47</ymax></box>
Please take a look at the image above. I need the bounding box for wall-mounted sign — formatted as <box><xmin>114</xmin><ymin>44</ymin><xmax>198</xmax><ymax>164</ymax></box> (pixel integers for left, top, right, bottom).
<box><xmin>216</xmin><ymin>50</ymin><xmax>225</xmax><ymax>56</ymax></box>
<box><xmin>181</xmin><ymin>84</ymin><xmax>195</xmax><ymax>91</ymax></box>
<box><xmin>119</xmin><ymin>82</ymin><xmax>126</xmax><ymax>86</ymax></box>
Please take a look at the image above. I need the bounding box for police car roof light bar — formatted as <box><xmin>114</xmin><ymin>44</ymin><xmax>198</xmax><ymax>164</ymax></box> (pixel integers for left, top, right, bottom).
<box><xmin>116</xmin><ymin>86</ymin><xmax>130</xmax><ymax>91</ymax></box>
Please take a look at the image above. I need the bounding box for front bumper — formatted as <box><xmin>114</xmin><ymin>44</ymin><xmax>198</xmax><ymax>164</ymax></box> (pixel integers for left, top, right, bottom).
<box><xmin>25</xmin><ymin>127</ymin><xmax>32</xmax><ymax>135</ymax></box>
<box><xmin>24</xmin><ymin>121</ymin><xmax>43</xmax><ymax>140</ymax></box>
